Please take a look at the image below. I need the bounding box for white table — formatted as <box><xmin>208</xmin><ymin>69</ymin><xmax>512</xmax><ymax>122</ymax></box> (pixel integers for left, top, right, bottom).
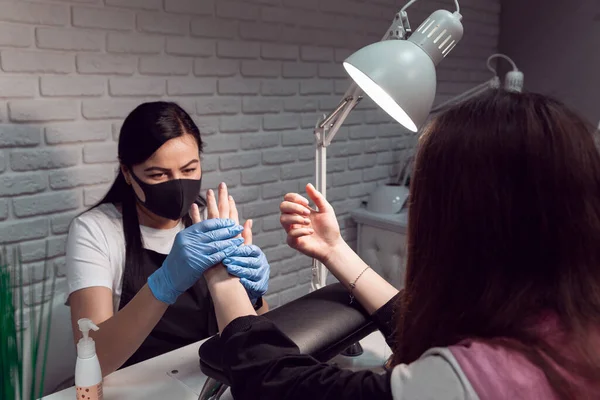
<box><xmin>43</xmin><ymin>331</ymin><xmax>391</xmax><ymax>400</ymax></box>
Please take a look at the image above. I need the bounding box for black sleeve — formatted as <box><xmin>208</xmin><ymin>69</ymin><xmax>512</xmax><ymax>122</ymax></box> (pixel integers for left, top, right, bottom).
<box><xmin>370</xmin><ymin>292</ymin><xmax>401</xmax><ymax>349</ymax></box>
<box><xmin>221</xmin><ymin>316</ymin><xmax>393</xmax><ymax>400</ymax></box>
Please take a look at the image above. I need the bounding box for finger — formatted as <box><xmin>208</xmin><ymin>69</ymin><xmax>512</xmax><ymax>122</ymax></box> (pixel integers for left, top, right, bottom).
<box><xmin>226</xmin><ymin>244</ymin><xmax>260</xmax><ymax>258</ymax></box>
<box><xmin>229</xmin><ymin>195</ymin><xmax>239</xmax><ymax>224</ymax></box>
<box><xmin>288</xmin><ymin>227</ymin><xmax>314</xmax><ymax>238</ymax></box>
<box><xmin>208</xmin><ymin>245</ymin><xmax>243</xmax><ymax>267</ymax></box>
<box><xmin>306</xmin><ymin>183</ymin><xmax>333</xmax><ymax>213</ymax></box>
<box><xmin>280</xmin><ymin>214</ymin><xmax>310</xmax><ymax>229</ymax></box>
<box><xmin>206</xmin><ymin>189</ymin><xmax>219</xmax><ymax>219</ymax></box>
<box><xmin>218</xmin><ymin>182</ymin><xmax>230</xmax><ymax>219</ymax></box>
<box><xmin>189</xmin><ymin>217</ymin><xmax>236</xmax><ymax>234</ymax></box>
<box><xmin>224</xmin><ymin>257</ymin><xmax>259</xmax><ymax>269</ymax></box>
<box><xmin>195</xmin><ymin>225</ymin><xmax>244</xmax><ymax>243</ymax></box>
<box><xmin>242</xmin><ymin>219</ymin><xmax>253</xmax><ymax>245</ymax></box>
<box><xmin>280</xmin><ymin>201</ymin><xmax>310</xmax><ymax>216</ymax></box>
<box><xmin>228</xmin><ymin>195</ymin><xmax>243</xmax><ymax>241</ymax></box>
<box><xmin>283</xmin><ymin>193</ymin><xmax>310</xmax><ymax>206</ymax></box>
<box><xmin>224</xmin><ymin>254</ymin><xmax>259</xmax><ymax>270</ymax></box>
<box><xmin>204</xmin><ymin>237</ymin><xmax>244</xmax><ymax>256</ymax></box>
<box><xmin>189</xmin><ymin>203</ymin><xmax>202</xmax><ymax>224</ymax></box>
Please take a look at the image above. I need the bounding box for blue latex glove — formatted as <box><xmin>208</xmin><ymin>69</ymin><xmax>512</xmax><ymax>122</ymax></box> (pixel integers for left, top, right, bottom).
<box><xmin>148</xmin><ymin>218</ymin><xmax>244</xmax><ymax>304</ymax></box>
<box><xmin>223</xmin><ymin>244</ymin><xmax>270</xmax><ymax>304</ymax></box>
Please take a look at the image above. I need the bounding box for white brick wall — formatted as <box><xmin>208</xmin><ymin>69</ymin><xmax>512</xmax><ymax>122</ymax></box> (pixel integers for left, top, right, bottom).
<box><xmin>0</xmin><ymin>0</ymin><xmax>500</xmax><ymax>309</ymax></box>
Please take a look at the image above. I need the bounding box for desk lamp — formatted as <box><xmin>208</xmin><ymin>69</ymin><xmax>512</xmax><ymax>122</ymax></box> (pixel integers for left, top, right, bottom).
<box><xmin>311</xmin><ymin>0</ymin><xmax>465</xmax><ymax>290</ymax></box>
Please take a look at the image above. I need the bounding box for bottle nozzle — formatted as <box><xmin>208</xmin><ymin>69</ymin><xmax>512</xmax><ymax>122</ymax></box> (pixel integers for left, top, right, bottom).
<box><xmin>77</xmin><ymin>318</ymin><xmax>99</xmax><ymax>359</ymax></box>
<box><xmin>78</xmin><ymin>318</ymin><xmax>99</xmax><ymax>341</ymax></box>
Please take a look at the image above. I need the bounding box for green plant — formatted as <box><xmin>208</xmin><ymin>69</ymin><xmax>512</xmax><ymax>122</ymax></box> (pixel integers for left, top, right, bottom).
<box><xmin>1</xmin><ymin>245</ymin><xmax>57</xmax><ymax>400</ymax></box>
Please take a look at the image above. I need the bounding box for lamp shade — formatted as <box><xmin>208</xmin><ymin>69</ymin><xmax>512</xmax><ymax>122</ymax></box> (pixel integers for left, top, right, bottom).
<box><xmin>343</xmin><ymin>40</ymin><xmax>436</xmax><ymax>132</ymax></box>
<box><xmin>343</xmin><ymin>9</ymin><xmax>464</xmax><ymax>132</ymax></box>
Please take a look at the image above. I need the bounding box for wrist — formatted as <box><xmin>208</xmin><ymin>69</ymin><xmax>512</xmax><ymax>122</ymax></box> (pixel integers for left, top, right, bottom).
<box><xmin>207</xmin><ymin>274</ymin><xmax>244</xmax><ymax>302</ymax></box>
<box><xmin>148</xmin><ymin>267</ymin><xmax>181</xmax><ymax>305</ymax></box>
<box><xmin>205</xmin><ymin>264</ymin><xmax>236</xmax><ymax>286</ymax></box>
<box><xmin>321</xmin><ymin>237</ymin><xmax>350</xmax><ymax>267</ymax></box>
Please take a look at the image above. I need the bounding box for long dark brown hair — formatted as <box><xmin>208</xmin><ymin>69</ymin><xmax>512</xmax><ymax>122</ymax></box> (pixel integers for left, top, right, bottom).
<box><xmin>391</xmin><ymin>90</ymin><xmax>600</xmax><ymax>397</ymax></box>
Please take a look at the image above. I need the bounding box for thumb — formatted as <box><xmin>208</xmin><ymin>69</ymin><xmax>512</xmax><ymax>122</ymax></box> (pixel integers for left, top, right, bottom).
<box><xmin>242</xmin><ymin>219</ymin><xmax>253</xmax><ymax>245</ymax></box>
<box><xmin>306</xmin><ymin>183</ymin><xmax>332</xmax><ymax>213</ymax></box>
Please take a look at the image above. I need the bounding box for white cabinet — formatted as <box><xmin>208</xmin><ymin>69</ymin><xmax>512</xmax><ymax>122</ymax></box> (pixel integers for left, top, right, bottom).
<box><xmin>351</xmin><ymin>208</ymin><xmax>408</xmax><ymax>290</ymax></box>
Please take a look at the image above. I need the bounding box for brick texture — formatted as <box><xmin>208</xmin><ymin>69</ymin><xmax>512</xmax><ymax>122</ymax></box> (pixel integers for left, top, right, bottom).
<box><xmin>0</xmin><ymin>0</ymin><xmax>501</xmax><ymax>308</ymax></box>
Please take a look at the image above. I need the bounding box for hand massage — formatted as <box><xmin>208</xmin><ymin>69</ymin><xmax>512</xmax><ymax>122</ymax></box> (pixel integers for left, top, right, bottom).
<box><xmin>2</xmin><ymin>0</ymin><xmax>599</xmax><ymax>399</ymax></box>
<box><xmin>60</xmin><ymin>90</ymin><xmax>600</xmax><ymax>400</ymax></box>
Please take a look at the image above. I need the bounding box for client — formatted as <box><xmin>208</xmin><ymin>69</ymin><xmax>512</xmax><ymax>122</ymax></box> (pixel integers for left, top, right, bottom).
<box><xmin>202</xmin><ymin>89</ymin><xmax>600</xmax><ymax>399</ymax></box>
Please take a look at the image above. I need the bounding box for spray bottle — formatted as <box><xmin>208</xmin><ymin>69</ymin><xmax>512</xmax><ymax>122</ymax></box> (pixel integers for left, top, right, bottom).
<box><xmin>75</xmin><ymin>318</ymin><xmax>103</xmax><ymax>400</ymax></box>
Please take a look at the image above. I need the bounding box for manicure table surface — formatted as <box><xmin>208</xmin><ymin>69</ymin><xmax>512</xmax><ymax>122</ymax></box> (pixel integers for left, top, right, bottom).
<box><xmin>42</xmin><ymin>330</ymin><xmax>391</xmax><ymax>400</ymax></box>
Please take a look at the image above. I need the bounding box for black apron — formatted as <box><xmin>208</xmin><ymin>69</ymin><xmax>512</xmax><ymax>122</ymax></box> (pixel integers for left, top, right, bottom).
<box><xmin>118</xmin><ymin>248</ymin><xmax>218</xmax><ymax>368</ymax></box>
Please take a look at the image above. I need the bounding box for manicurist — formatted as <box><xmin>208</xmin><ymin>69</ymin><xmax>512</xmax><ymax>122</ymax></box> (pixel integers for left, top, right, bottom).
<box><xmin>66</xmin><ymin>102</ymin><xmax>270</xmax><ymax>376</ymax></box>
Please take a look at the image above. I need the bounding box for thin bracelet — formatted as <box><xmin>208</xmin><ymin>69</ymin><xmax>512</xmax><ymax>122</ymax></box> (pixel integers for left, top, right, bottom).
<box><xmin>348</xmin><ymin>266</ymin><xmax>370</xmax><ymax>304</ymax></box>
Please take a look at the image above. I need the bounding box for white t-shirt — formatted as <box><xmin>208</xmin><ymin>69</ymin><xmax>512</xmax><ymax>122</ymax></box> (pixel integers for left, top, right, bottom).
<box><xmin>66</xmin><ymin>203</ymin><xmax>186</xmax><ymax>313</ymax></box>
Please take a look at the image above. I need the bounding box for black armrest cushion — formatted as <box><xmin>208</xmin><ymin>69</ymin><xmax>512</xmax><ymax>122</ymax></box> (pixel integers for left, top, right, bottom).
<box><xmin>199</xmin><ymin>283</ymin><xmax>376</xmax><ymax>385</ymax></box>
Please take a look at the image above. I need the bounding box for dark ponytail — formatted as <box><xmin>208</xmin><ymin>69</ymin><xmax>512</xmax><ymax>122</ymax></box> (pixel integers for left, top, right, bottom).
<box><xmin>99</xmin><ymin>170</ymin><xmax>145</xmax><ymax>277</ymax></box>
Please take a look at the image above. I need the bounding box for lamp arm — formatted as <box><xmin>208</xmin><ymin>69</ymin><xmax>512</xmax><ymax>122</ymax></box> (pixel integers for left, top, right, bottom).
<box><xmin>312</xmin><ymin>83</ymin><xmax>363</xmax><ymax>290</ymax></box>
<box><xmin>320</xmin><ymin>85</ymin><xmax>362</xmax><ymax>146</ymax></box>
<box><xmin>430</xmin><ymin>77</ymin><xmax>500</xmax><ymax>114</ymax></box>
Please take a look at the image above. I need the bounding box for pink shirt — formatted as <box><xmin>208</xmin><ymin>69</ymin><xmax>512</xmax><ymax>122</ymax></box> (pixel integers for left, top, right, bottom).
<box><xmin>449</xmin><ymin>315</ymin><xmax>600</xmax><ymax>399</ymax></box>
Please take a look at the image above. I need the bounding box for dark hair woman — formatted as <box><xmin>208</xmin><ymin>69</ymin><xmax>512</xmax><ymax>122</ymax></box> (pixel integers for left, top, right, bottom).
<box><xmin>201</xmin><ymin>90</ymin><xmax>600</xmax><ymax>399</ymax></box>
<box><xmin>66</xmin><ymin>102</ymin><xmax>269</xmax><ymax>377</ymax></box>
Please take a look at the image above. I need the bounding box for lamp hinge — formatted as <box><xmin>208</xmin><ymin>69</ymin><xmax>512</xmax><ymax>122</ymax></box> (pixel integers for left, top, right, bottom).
<box><xmin>387</xmin><ymin>11</ymin><xmax>411</xmax><ymax>40</ymax></box>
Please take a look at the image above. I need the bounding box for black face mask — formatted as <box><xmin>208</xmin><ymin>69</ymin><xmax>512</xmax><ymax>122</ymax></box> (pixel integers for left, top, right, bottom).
<box><xmin>130</xmin><ymin>172</ymin><xmax>202</xmax><ymax>221</ymax></box>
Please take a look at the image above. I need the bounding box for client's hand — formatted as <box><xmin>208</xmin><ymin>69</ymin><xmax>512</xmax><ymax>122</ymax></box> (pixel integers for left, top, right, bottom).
<box><xmin>196</xmin><ymin>182</ymin><xmax>270</xmax><ymax>304</ymax></box>
<box><xmin>280</xmin><ymin>183</ymin><xmax>343</xmax><ymax>264</ymax></box>
<box><xmin>148</xmin><ymin>219</ymin><xmax>244</xmax><ymax>304</ymax></box>
<box><xmin>189</xmin><ymin>182</ymin><xmax>252</xmax><ymax>244</ymax></box>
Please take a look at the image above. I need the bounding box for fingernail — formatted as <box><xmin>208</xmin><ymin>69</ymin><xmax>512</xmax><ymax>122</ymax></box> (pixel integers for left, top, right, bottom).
<box><xmin>220</xmin><ymin>182</ymin><xmax>226</xmax><ymax>189</ymax></box>
<box><xmin>249</xmin><ymin>219</ymin><xmax>253</xmax><ymax>228</ymax></box>
<box><xmin>228</xmin><ymin>195</ymin><xmax>233</xmax><ymax>200</ymax></box>
<box><xmin>208</xmin><ymin>189</ymin><xmax>214</xmax><ymax>196</ymax></box>
<box><xmin>304</xmin><ymin>218</ymin><xmax>310</xmax><ymax>224</ymax></box>
<box><xmin>308</xmin><ymin>229</ymin><xmax>314</xmax><ymax>234</ymax></box>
